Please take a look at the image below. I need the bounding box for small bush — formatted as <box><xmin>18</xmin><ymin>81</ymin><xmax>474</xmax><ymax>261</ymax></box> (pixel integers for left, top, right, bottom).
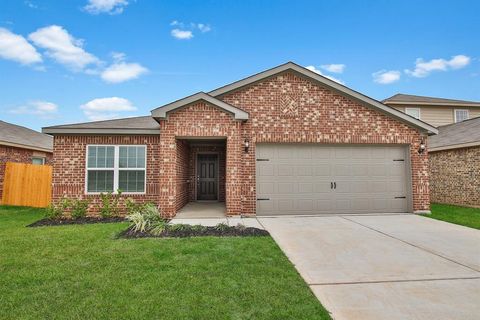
<box><xmin>191</xmin><ymin>224</ymin><xmax>208</xmax><ymax>232</ymax></box>
<box><xmin>44</xmin><ymin>204</ymin><xmax>63</xmax><ymax>219</ymax></box>
<box><xmin>98</xmin><ymin>190</ymin><xmax>122</xmax><ymax>218</ymax></box>
<box><xmin>70</xmin><ymin>199</ymin><xmax>89</xmax><ymax>219</ymax></box>
<box><xmin>168</xmin><ymin>224</ymin><xmax>191</xmax><ymax>232</ymax></box>
<box><xmin>126</xmin><ymin>203</ymin><xmax>165</xmax><ymax>233</ymax></box>
<box><xmin>215</xmin><ymin>222</ymin><xmax>230</xmax><ymax>232</ymax></box>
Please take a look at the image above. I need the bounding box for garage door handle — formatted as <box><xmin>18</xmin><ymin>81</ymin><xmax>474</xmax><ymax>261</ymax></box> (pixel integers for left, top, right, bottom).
<box><xmin>331</xmin><ymin>182</ymin><xmax>333</xmax><ymax>189</ymax></box>
<box><xmin>334</xmin><ymin>182</ymin><xmax>336</xmax><ymax>189</ymax></box>
<box><xmin>257</xmin><ymin>198</ymin><xmax>270</xmax><ymax>201</ymax></box>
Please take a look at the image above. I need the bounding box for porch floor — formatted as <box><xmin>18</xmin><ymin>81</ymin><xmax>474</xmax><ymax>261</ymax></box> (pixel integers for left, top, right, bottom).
<box><xmin>175</xmin><ymin>202</ymin><xmax>226</xmax><ymax>219</ymax></box>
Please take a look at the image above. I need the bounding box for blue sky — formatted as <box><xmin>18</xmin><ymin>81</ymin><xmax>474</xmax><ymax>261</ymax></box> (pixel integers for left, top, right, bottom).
<box><xmin>0</xmin><ymin>0</ymin><xmax>479</xmax><ymax>131</ymax></box>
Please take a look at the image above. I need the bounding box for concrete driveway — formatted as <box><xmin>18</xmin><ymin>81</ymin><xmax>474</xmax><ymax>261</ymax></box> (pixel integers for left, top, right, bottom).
<box><xmin>258</xmin><ymin>214</ymin><xmax>480</xmax><ymax>320</ymax></box>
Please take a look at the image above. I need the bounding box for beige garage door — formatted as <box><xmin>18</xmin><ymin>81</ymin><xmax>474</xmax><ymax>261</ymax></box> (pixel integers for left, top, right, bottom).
<box><xmin>256</xmin><ymin>144</ymin><xmax>411</xmax><ymax>215</ymax></box>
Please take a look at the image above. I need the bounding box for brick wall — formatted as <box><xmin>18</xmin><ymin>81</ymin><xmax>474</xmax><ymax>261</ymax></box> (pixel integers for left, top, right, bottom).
<box><xmin>51</xmin><ymin>135</ymin><xmax>161</xmax><ymax>215</ymax></box>
<box><xmin>219</xmin><ymin>71</ymin><xmax>430</xmax><ymax>214</ymax></box>
<box><xmin>0</xmin><ymin>145</ymin><xmax>52</xmax><ymax>201</ymax></box>
<box><xmin>429</xmin><ymin>146</ymin><xmax>480</xmax><ymax>207</ymax></box>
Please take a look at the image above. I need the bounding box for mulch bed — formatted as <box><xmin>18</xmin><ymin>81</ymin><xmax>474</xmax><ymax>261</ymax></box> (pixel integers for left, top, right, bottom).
<box><xmin>27</xmin><ymin>217</ymin><xmax>126</xmax><ymax>227</ymax></box>
<box><xmin>118</xmin><ymin>226</ymin><xmax>270</xmax><ymax>238</ymax></box>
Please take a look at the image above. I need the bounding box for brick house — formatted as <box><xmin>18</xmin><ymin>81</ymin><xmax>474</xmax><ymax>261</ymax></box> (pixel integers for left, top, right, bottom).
<box><xmin>0</xmin><ymin>120</ymin><xmax>53</xmax><ymax>201</ymax></box>
<box><xmin>43</xmin><ymin>62</ymin><xmax>438</xmax><ymax>218</ymax></box>
<box><xmin>429</xmin><ymin>117</ymin><xmax>480</xmax><ymax>207</ymax></box>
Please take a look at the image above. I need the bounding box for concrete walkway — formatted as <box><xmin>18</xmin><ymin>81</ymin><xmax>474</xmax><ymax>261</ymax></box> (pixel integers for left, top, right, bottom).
<box><xmin>259</xmin><ymin>214</ymin><xmax>480</xmax><ymax>320</ymax></box>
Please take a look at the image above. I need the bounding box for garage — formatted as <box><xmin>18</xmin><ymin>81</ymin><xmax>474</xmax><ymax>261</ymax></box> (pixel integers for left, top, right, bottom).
<box><xmin>256</xmin><ymin>144</ymin><xmax>411</xmax><ymax>215</ymax></box>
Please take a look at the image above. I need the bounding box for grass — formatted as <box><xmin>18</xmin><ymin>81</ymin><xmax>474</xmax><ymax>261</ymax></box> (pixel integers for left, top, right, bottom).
<box><xmin>0</xmin><ymin>206</ymin><xmax>330</xmax><ymax>320</ymax></box>
<box><xmin>428</xmin><ymin>203</ymin><xmax>480</xmax><ymax>229</ymax></box>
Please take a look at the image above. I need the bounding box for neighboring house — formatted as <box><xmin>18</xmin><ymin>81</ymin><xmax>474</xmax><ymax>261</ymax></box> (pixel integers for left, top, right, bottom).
<box><xmin>0</xmin><ymin>120</ymin><xmax>53</xmax><ymax>201</ymax></box>
<box><xmin>383</xmin><ymin>93</ymin><xmax>480</xmax><ymax>127</ymax></box>
<box><xmin>429</xmin><ymin>117</ymin><xmax>480</xmax><ymax>207</ymax></box>
<box><xmin>43</xmin><ymin>62</ymin><xmax>437</xmax><ymax>218</ymax></box>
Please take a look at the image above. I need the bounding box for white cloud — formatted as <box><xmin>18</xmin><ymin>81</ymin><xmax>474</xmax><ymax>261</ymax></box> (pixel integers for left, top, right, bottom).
<box><xmin>0</xmin><ymin>28</ymin><xmax>42</xmax><ymax>65</ymax></box>
<box><xmin>305</xmin><ymin>65</ymin><xmax>345</xmax><ymax>84</ymax></box>
<box><xmin>28</xmin><ymin>25</ymin><xmax>99</xmax><ymax>71</ymax></box>
<box><xmin>101</xmin><ymin>61</ymin><xmax>148</xmax><ymax>83</ymax></box>
<box><xmin>372</xmin><ymin>70</ymin><xmax>401</xmax><ymax>84</ymax></box>
<box><xmin>80</xmin><ymin>97</ymin><xmax>137</xmax><ymax>120</ymax></box>
<box><xmin>320</xmin><ymin>64</ymin><xmax>345</xmax><ymax>74</ymax></box>
<box><xmin>84</xmin><ymin>0</ymin><xmax>129</xmax><ymax>15</ymax></box>
<box><xmin>10</xmin><ymin>100</ymin><xmax>58</xmax><ymax>118</ymax></box>
<box><xmin>24</xmin><ymin>1</ymin><xmax>38</xmax><ymax>9</ymax></box>
<box><xmin>171</xmin><ymin>29</ymin><xmax>193</xmax><ymax>40</ymax></box>
<box><xmin>405</xmin><ymin>54</ymin><xmax>471</xmax><ymax>78</ymax></box>
<box><xmin>196</xmin><ymin>23</ymin><xmax>211</xmax><ymax>33</ymax></box>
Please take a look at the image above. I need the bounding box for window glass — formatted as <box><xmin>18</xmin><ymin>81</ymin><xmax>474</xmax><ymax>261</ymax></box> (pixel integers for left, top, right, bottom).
<box><xmin>405</xmin><ymin>108</ymin><xmax>420</xmax><ymax>119</ymax></box>
<box><xmin>119</xmin><ymin>146</ymin><xmax>146</xmax><ymax>168</ymax></box>
<box><xmin>87</xmin><ymin>170</ymin><xmax>114</xmax><ymax>192</ymax></box>
<box><xmin>32</xmin><ymin>157</ymin><xmax>45</xmax><ymax>165</ymax></box>
<box><xmin>87</xmin><ymin>146</ymin><xmax>114</xmax><ymax>168</ymax></box>
<box><xmin>455</xmin><ymin>109</ymin><xmax>469</xmax><ymax>123</ymax></box>
<box><xmin>119</xmin><ymin>170</ymin><xmax>145</xmax><ymax>192</ymax></box>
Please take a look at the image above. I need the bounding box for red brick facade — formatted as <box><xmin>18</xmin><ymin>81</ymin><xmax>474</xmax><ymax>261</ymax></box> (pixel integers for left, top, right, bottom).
<box><xmin>0</xmin><ymin>145</ymin><xmax>52</xmax><ymax>201</ymax></box>
<box><xmin>51</xmin><ymin>71</ymin><xmax>431</xmax><ymax>217</ymax></box>
<box><xmin>429</xmin><ymin>147</ymin><xmax>480</xmax><ymax>207</ymax></box>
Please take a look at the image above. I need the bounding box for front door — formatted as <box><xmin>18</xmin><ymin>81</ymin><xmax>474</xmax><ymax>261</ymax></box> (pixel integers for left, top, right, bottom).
<box><xmin>197</xmin><ymin>154</ymin><xmax>218</xmax><ymax>200</ymax></box>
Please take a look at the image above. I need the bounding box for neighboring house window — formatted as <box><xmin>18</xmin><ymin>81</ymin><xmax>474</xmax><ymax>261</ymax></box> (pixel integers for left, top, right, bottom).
<box><xmin>454</xmin><ymin>109</ymin><xmax>469</xmax><ymax>123</ymax></box>
<box><xmin>405</xmin><ymin>107</ymin><xmax>421</xmax><ymax>119</ymax></box>
<box><xmin>86</xmin><ymin>145</ymin><xmax>146</xmax><ymax>194</ymax></box>
<box><xmin>32</xmin><ymin>157</ymin><xmax>45</xmax><ymax>165</ymax></box>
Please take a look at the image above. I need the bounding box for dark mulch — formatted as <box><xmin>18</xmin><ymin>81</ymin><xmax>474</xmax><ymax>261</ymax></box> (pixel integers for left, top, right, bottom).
<box><xmin>118</xmin><ymin>226</ymin><xmax>270</xmax><ymax>238</ymax></box>
<box><xmin>27</xmin><ymin>217</ymin><xmax>126</xmax><ymax>227</ymax></box>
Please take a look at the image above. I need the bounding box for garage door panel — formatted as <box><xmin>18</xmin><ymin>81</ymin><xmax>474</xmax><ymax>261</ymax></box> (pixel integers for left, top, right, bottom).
<box><xmin>256</xmin><ymin>144</ymin><xmax>410</xmax><ymax>215</ymax></box>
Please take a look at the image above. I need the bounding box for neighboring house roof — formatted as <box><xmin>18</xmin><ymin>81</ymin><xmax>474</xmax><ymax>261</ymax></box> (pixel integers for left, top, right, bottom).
<box><xmin>0</xmin><ymin>120</ymin><xmax>53</xmax><ymax>152</ymax></box>
<box><xmin>383</xmin><ymin>93</ymin><xmax>480</xmax><ymax>107</ymax></box>
<box><xmin>42</xmin><ymin>62</ymin><xmax>438</xmax><ymax>135</ymax></box>
<box><xmin>151</xmin><ymin>92</ymin><xmax>249</xmax><ymax>120</ymax></box>
<box><xmin>429</xmin><ymin>116</ymin><xmax>480</xmax><ymax>151</ymax></box>
<box><xmin>208</xmin><ymin>62</ymin><xmax>437</xmax><ymax>134</ymax></box>
<box><xmin>42</xmin><ymin>116</ymin><xmax>160</xmax><ymax>135</ymax></box>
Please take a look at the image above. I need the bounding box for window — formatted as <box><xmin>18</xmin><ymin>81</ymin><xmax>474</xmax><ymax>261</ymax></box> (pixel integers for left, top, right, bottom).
<box><xmin>455</xmin><ymin>109</ymin><xmax>469</xmax><ymax>123</ymax></box>
<box><xmin>405</xmin><ymin>108</ymin><xmax>421</xmax><ymax>119</ymax></box>
<box><xmin>86</xmin><ymin>145</ymin><xmax>146</xmax><ymax>194</ymax></box>
<box><xmin>32</xmin><ymin>157</ymin><xmax>45</xmax><ymax>165</ymax></box>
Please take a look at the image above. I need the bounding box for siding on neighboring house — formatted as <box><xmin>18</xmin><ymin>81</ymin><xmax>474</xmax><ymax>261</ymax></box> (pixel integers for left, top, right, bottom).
<box><xmin>429</xmin><ymin>146</ymin><xmax>480</xmax><ymax>207</ymax></box>
<box><xmin>392</xmin><ymin>105</ymin><xmax>480</xmax><ymax>127</ymax></box>
<box><xmin>0</xmin><ymin>145</ymin><xmax>52</xmax><ymax>202</ymax></box>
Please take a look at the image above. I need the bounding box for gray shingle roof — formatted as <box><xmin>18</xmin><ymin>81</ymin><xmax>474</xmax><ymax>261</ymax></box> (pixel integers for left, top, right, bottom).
<box><xmin>0</xmin><ymin>120</ymin><xmax>53</xmax><ymax>151</ymax></box>
<box><xmin>429</xmin><ymin>117</ymin><xmax>480</xmax><ymax>151</ymax></box>
<box><xmin>42</xmin><ymin>116</ymin><xmax>160</xmax><ymax>134</ymax></box>
<box><xmin>383</xmin><ymin>94</ymin><xmax>480</xmax><ymax>106</ymax></box>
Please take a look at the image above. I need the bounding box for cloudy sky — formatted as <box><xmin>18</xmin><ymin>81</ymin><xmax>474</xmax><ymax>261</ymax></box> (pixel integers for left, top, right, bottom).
<box><xmin>0</xmin><ymin>0</ymin><xmax>479</xmax><ymax>130</ymax></box>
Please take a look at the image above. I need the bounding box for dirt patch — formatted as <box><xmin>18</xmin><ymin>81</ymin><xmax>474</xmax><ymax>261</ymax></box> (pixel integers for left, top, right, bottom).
<box><xmin>118</xmin><ymin>226</ymin><xmax>269</xmax><ymax>238</ymax></box>
<box><xmin>27</xmin><ymin>217</ymin><xmax>126</xmax><ymax>227</ymax></box>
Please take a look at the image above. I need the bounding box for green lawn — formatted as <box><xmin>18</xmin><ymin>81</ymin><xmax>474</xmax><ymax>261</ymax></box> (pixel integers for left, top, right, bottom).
<box><xmin>428</xmin><ymin>203</ymin><xmax>480</xmax><ymax>229</ymax></box>
<box><xmin>0</xmin><ymin>206</ymin><xmax>330</xmax><ymax>320</ymax></box>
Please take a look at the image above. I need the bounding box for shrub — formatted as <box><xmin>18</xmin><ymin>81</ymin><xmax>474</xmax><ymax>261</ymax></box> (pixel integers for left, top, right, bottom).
<box><xmin>70</xmin><ymin>199</ymin><xmax>89</xmax><ymax>219</ymax></box>
<box><xmin>98</xmin><ymin>190</ymin><xmax>122</xmax><ymax>218</ymax></box>
<box><xmin>126</xmin><ymin>203</ymin><xmax>165</xmax><ymax>234</ymax></box>
<box><xmin>191</xmin><ymin>224</ymin><xmax>208</xmax><ymax>232</ymax></box>
<box><xmin>168</xmin><ymin>224</ymin><xmax>191</xmax><ymax>232</ymax></box>
<box><xmin>45</xmin><ymin>204</ymin><xmax>63</xmax><ymax>219</ymax></box>
<box><xmin>215</xmin><ymin>222</ymin><xmax>230</xmax><ymax>232</ymax></box>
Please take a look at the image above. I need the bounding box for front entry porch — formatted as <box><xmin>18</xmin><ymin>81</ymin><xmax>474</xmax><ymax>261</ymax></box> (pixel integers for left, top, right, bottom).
<box><xmin>175</xmin><ymin>202</ymin><xmax>226</xmax><ymax>219</ymax></box>
<box><xmin>174</xmin><ymin>138</ymin><xmax>228</xmax><ymax>217</ymax></box>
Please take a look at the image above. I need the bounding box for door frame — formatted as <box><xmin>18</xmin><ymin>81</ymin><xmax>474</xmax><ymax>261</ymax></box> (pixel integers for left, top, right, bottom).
<box><xmin>195</xmin><ymin>152</ymin><xmax>220</xmax><ymax>202</ymax></box>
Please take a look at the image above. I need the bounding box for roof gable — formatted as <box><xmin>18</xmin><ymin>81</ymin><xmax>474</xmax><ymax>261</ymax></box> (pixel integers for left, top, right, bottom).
<box><xmin>1</xmin><ymin>120</ymin><xmax>53</xmax><ymax>152</ymax></box>
<box><xmin>209</xmin><ymin>62</ymin><xmax>437</xmax><ymax>134</ymax></box>
<box><xmin>151</xmin><ymin>92</ymin><xmax>249</xmax><ymax>120</ymax></box>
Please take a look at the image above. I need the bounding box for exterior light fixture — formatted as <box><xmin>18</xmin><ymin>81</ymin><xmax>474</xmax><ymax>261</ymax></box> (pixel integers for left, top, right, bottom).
<box><xmin>244</xmin><ymin>139</ymin><xmax>250</xmax><ymax>153</ymax></box>
<box><xmin>418</xmin><ymin>137</ymin><xmax>426</xmax><ymax>154</ymax></box>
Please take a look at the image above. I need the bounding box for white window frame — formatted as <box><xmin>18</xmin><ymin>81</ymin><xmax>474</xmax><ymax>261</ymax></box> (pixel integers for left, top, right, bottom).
<box><xmin>85</xmin><ymin>145</ymin><xmax>147</xmax><ymax>195</ymax></box>
<box><xmin>454</xmin><ymin>109</ymin><xmax>469</xmax><ymax>123</ymax></box>
<box><xmin>32</xmin><ymin>157</ymin><xmax>45</xmax><ymax>165</ymax></box>
<box><xmin>405</xmin><ymin>107</ymin><xmax>421</xmax><ymax>120</ymax></box>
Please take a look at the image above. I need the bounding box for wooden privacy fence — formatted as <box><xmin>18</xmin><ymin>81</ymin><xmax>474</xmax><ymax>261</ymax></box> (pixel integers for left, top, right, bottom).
<box><xmin>1</xmin><ymin>162</ymin><xmax>52</xmax><ymax>208</ymax></box>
